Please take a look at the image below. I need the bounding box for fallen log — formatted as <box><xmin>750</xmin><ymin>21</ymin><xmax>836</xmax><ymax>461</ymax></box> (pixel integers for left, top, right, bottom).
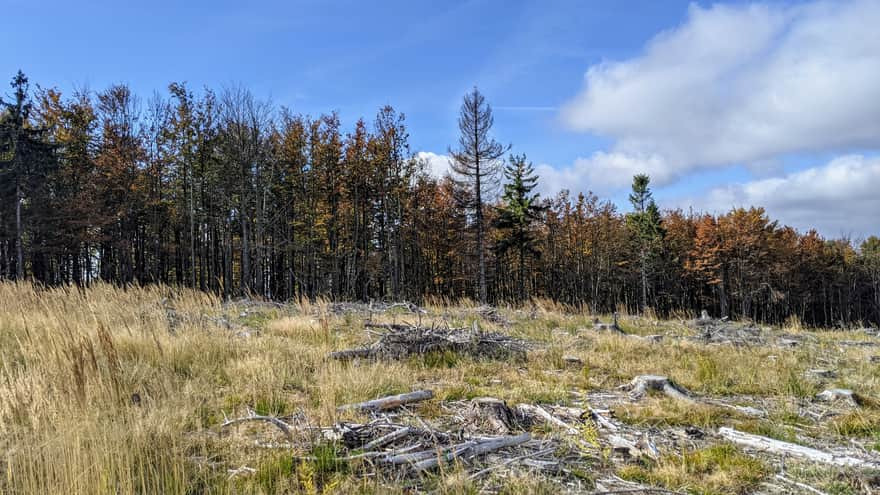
<box><xmin>815</xmin><ymin>388</ymin><xmax>878</xmax><ymax>408</ymax></box>
<box><xmin>623</xmin><ymin>375</ymin><xmax>694</xmax><ymax>403</ymax></box>
<box><xmin>338</xmin><ymin>390</ymin><xmax>434</xmax><ymax>413</ymax></box>
<box><xmin>220</xmin><ymin>411</ymin><xmax>294</xmax><ymax>441</ymax></box>
<box><xmin>718</xmin><ymin>427</ymin><xmax>879</xmax><ymax>469</ymax></box>
<box><xmin>410</xmin><ymin>433</ymin><xmax>532</xmax><ymax>471</ymax></box>
<box><xmin>362</xmin><ymin>426</ymin><xmax>414</xmax><ymax>451</ymax></box>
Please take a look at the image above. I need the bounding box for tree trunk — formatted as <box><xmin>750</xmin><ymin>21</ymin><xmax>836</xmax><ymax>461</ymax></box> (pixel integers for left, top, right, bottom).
<box><xmin>476</xmin><ymin>163</ymin><xmax>486</xmax><ymax>303</ymax></box>
<box><xmin>15</xmin><ymin>181</ymin><xmax>23</xmax><ymax>280</ymax></box>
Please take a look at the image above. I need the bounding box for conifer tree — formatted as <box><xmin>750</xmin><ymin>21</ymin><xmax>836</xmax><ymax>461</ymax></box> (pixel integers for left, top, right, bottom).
<box><xmin>449</xmin><ymin>87</ymin><xmax>508</xmax><ymax>303</ymax></box>
<box><xmin>494</xmin><ymin>154</ymin><xmax>544</xmax><ymax>301</ymax></box>
<box><xmin>0</xmin><ymin>71</ymin><xmax>56</xmax><ymax>280</ymax></box>
<box><xmin>626</xmin><ymin>174</ymin><xmax>664</xmax><ymax>313</ymax></box>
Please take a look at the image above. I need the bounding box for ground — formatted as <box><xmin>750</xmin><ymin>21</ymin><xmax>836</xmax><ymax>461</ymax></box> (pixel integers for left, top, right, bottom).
<box><xmin>1</xmin><ymin>283</ymin><xmax>879</xmax><ymax>494</ymax></box>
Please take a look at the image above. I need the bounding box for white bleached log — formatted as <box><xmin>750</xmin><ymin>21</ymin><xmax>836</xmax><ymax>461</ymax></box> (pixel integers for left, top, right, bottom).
<box><xmin>338</xmin><ymin>389</ymin><xmax>434</xmax><ymax>413</ymax></box>
<box><xmin>718</xmin><ymin>427</ymin><xmax>878</xmax><ymax>469</ymax></box>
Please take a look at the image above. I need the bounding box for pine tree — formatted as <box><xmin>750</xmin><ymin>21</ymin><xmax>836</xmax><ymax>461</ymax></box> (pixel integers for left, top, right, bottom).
<box><xmin>494</xmin><ymin>154</ymin><xmax>544</xmax><ymax>302</ymax></box>
<box><xmin>449</xmin><ymin>87</ymin><xmax>509</xmax><ymax>303</ymax></box>
<box><xmin>626</xmin><ymin>174</ymin><xmax>664</xmax><ymax>313</ymax></box>
<box><xmin>0</xmin><ymin>71</ymin><xmax>57</xmax><ymax>280</ymax></box>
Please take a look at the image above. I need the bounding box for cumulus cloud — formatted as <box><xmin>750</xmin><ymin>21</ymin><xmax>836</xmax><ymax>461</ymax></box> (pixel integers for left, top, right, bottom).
<box><xmin>533</xmin><ymin>151</ymin><xmax>668</xmax><ymax>196</ymax></box>
<box><xmin>416</xmin><ymin>151</ymin><xmax>453</xmax><ymax>178</ymax></box>
<box><xmin>560</xmin><ymin>0</ymin><xmax>880</xmax><ymax>184</ymax></box>
<box><xmin>681</xmin><ymin>155</ymin><xmax>880</xmax><ymax>238</ymax></box>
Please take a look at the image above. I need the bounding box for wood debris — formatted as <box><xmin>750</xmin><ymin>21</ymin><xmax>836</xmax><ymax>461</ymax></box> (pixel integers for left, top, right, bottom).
<box><xmin>329</xmin><ymin>322</ymin><xmax>528</xmax><ymax>361</ymax></box>
<box><xmin>718</xmin><ymin>427</ymin><xmax>880</xmax><ymax>469</ymax></box>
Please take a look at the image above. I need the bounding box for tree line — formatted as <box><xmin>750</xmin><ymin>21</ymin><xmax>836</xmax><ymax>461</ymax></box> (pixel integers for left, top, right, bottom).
<box><xmin>1</xmin><ymin>71</ymin><xmax>878</xmax><ymax>326</ymax></box>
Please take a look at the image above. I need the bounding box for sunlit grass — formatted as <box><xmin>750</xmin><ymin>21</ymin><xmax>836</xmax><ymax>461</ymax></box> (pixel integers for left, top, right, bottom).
<box><xmin>0</xmin><ymin>281</ymin><xmax>877</xmax><ymax>493</ymax></box>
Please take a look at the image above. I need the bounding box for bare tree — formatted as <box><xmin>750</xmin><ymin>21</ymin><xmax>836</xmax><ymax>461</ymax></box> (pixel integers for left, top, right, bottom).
<box><xmin>449</xmin><ymin>87</ymin><xmax>508</xmax><ymax>303</ymax></box>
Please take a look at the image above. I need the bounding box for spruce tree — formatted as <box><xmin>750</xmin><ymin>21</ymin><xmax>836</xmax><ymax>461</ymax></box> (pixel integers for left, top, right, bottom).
<box><xmin>495</xmin><ymin>154</ymin><xmax>544</xmax><ymax>302</ymax></box>
<box><xmin>626</xmin><ymin>174</ymin><xmax>664</xmax><ymax>313</ymax></box>
<box><xmin>0</xmin><ymin>71</ymin><xmax>56</xmax><ymax>280</ymax></box>
<box><xmin>449</xmin><ymin>87</ymin><xmax>508</xmax><ymax>303</ymax></box>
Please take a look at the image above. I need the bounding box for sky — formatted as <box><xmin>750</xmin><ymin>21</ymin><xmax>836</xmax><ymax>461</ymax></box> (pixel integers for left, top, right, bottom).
<box><xmin>2</xmin><ymin>0</ymin><xmax>878</xmax><ymax>239</ymax></box>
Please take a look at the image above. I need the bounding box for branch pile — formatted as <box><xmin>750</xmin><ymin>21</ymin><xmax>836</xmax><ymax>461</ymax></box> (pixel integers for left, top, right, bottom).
<box><xmin>688</xmin><ymin>312</ymin><xmax>765</xmax><ymax>345</ymax></box>
<box><xmin>330</xmin><ymin>322</ymin><xmax>528</xmax><ymax>361</ymax></box>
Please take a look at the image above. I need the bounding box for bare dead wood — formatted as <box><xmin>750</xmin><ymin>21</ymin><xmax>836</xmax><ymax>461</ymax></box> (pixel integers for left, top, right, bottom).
<box><xmin>363</xmin><ymin>322</ymin><xmax>413</xmax><ymax>331</ymax></box>
<box><xmin>220</xmin><ymin>411</ymin><xmax>294</xmax><ymax>441</ymax></box>
<box><xmin>588</xmin><ymin>408</ymin><xmax>619</xmax><ymax>431</ymax></box>
<box><xmin>338</xmin><ymin>390</ymin><xmax>434</xmax><ymax>413</ymax></box>
<box><xmin>590</xmin><ymin>489</ymin><xmax>686</xmax><ymax>495</ymax></box>
<box><xmin>563</xmin><ymin>355</ymin><xmax>584</xmax><ymax>365</ymax></box>
<box><xmin>775</xmin><ymin>474</ymin><xmax>830</xmax><ymax>495</ymax></box>
<box><xmin>815</xmin><ymin>388</ymin><xmax>878</xmax><ymax>408</ymax></box>
<box><xmin>468</xmin><ymin>397</ymin><xmax>515</xmax><ymax>434</ymax></box>
<box><xmin>622</xmin><ymin>375</ymin><xmax>694</xmax><ymax>402</ymax></box>
<box><xmin>384</xmin><ymin>447</ymin><xmax>453</xmax><ymax>466</ymax></box>
<box><xmin>718</xmin><ymin>427</ymin><xmax>879</xmax><ymax>468</ymax></box>
<box><xmin>330</xmin><ymin>324</ymin><xmax>528</xmax><ymax>362</ymax></box>
<box><xmin>515</xmin><ymin>403</ymin><xmax>579</xmax><ymax>435</ymax></box>
<box><xmin>411</xmin><ymin>433</ymin><xmax>532</xmax><ymax>471</ymax></box>
<box><xmin>593</xmin><ymin>312</ymin><xmax>624</xmax><ymax>334</ymax></box>
<box><xmin>468</xmin><ymin>446</ymin><xmax>556</xmax><ymax>480</ymax></box>
<box><xmin>361</xmin><ymin>426</ymin><xmax>414</xmax><ymax>451</ymax></box>
<box><xmin>839</xmin><ymin>340</ymin><xmax>879</xmax><ymax>347</ymax></box>
<box><xmin>700</xmin><ymin>398</ymin><xmax>766</xmax><ymax>417</ymax></box>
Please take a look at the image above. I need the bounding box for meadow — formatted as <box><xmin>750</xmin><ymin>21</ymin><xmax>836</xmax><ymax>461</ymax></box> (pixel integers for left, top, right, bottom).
<box><xmin>1</xmin><ymin>282</ymin><xmax>879</xmax><ymax>494</ymax></box>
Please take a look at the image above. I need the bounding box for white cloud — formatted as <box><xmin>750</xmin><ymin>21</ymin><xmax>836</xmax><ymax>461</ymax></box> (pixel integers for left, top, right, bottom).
<box><xmin>560</xmin><ymin>0</ymin><xmax>880</xmax><ymax>184</ymax></box>
<box><xmin>682</xmin><ymin>155</ymin><xmax>880</xmax><ymax>238</ymax></box>
<box><xmin>416</xmin><ymin>151</ymin><xmax>453</xmax><ymax>178</ymax></box>
<box><xmin>534</xmin><ymin>151</ymin><xmax>668</xmax><ymax>196</ymax></box>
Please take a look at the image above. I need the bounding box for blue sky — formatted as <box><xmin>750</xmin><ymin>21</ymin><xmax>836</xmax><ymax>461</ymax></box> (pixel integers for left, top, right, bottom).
<box><xmin>2</xmin><ymin>0</ymin><xmax>878</xmax><ymax>238</ymax></box>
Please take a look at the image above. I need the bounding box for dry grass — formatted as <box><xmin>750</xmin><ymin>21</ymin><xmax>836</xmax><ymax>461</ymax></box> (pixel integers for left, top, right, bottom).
<box><xmin>1</xmin><ymin>282</ymin><xmax>878</xmax><ymax>493</ymax></box>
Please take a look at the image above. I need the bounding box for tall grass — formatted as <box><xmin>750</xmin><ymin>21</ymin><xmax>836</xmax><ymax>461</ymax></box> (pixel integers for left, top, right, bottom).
<box><xmin>1</xmin><ymin>281</ymin><xmax>877</xmax><ymax>493</ymax></box>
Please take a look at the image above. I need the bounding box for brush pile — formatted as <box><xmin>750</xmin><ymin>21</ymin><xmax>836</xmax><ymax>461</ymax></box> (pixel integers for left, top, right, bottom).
<box><xmin>329</xmin><ymin>322</ymin><xmax>529</xmax><ymax>361</ymax></box>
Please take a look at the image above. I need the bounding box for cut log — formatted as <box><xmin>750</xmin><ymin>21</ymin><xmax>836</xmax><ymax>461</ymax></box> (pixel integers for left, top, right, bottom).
<box><xmin>362</xmin><ymin>426</ymin><xmax>414</xmax><ymax>451</ymax></box>
<box><xmin>718</xmin><ymin>427</ymin><xmax>879</xmax><ymax>469</ymax></box>
<box><xmin>411</xmin><ymin>433</ymin><xmax>531</xmax><ymax>471</ymax></box>
<box><xmin>338</xmin><ymin>390</ymin><xmax>434</xmax><ymax>413</ymax></box>
<box><xmin>623</xmin><ymin>375</ymin><xmax>694</xmax><ymax>403</ymax></box>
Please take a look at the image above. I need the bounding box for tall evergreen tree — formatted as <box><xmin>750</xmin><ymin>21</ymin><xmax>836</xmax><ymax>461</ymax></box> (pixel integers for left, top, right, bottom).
<box><xmin>494</xmin><ymin>154</ymin><xmax>544</xmax><ymax>302</ymax></box>
<box><xmin>0</xmin><ymin>71</ymin><xmax>57</xmax><ymax>280</ymax></box>
<box><xmin>626</xmin><ymin>174</ymin><xmax>664</xmax><ymax>313</ymax></box>
<box><xmin>449</xmin><ymin>87</ymin><xmax>508</xmax><ymax>303</ymax></box>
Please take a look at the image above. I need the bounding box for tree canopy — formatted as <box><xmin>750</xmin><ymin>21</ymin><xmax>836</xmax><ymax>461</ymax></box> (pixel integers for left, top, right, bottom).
<box><xmin>0</xmin><ymin>71</ymin><xmax>877</xmax><ymax>326</ymax></box>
